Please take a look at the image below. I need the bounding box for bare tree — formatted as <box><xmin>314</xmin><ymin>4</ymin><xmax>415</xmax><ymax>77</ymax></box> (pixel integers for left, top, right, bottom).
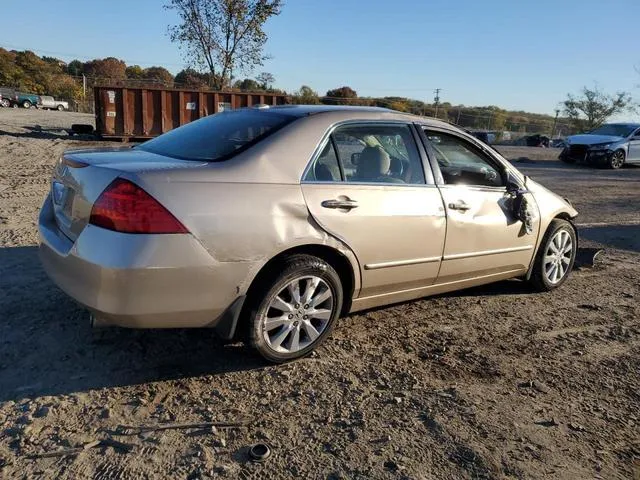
<box><xmin>166</xmin><ymin>0</ymin><xmax>282</xmax><ymax>90</ymax></box>
<box><xmin>563</xmin><ymin>86</ymin><xmax>634</xmax><ymax>131</ymax></box>
<box><xmin>255</xmin><ymin>71</ymin><xmax>275</xmax><ymax>89</ymax></box>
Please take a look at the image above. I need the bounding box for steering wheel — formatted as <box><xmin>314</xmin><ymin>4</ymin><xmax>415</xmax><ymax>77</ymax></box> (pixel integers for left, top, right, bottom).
<box><xmin>480</xmin><ymin>166</ymin><xmax>498</xmax><ymax>182</ymax></box>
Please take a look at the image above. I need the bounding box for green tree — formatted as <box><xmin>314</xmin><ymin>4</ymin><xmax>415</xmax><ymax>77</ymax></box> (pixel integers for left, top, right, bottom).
<box><xmin>67</xmin><ymin>60</ymin><xmax>84</xmax><ymax>77</ymax></box>
<box><xmin>166</xmin><ymin>0</ymin><xmax>283</xmax><ymax>90</ymax></box>
<box><xmin>291</xmin><ymin>85</ymin><xmax>320</xmax><ymax>104</ymax></box>
<box><xmin>175</xmin><ymin>68</ymin><xmax>211</xmax><ymax>88</ymax></box>
<box><xmin>563</xmin><ymin>86</ymin><xmax>634</xmax><ymax>131</ymax></box>
<box><xmin>125</xmin><ymin>65</ymin><xmax>145</xmax><ymax>79</ymax></box>
<box><xmin>234</xmin><ymin>78</ymin><xmax>261</xmax><ymax>91</ymax></box>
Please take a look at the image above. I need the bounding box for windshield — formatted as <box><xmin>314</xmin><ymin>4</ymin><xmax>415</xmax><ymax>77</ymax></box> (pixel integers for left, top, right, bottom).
<box><xmin>137</xmin><ymin>109</ymin><xmax>296</xmax><ymax>161</ymax></box>
<box><xmin>588</xmin><ymin>124</ymin><xmax>637</xmax><ymax>137</ymax></box>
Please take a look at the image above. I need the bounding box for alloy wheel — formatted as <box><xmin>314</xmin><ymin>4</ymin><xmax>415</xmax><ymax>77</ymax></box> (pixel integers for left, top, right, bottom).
<box><xmin>610</xmin><ymin>151</ymin><xmax>625</xmax><ymax>169</ymax></box>
<box><xmin>261</xmin><ymin>275</ymin><xmax>334</xmax><ymax>354</ymax></box>
<box><xmin>543</xmin><ymin>229</ymin><xmax>573</xmax><ymax>285</ymax></box>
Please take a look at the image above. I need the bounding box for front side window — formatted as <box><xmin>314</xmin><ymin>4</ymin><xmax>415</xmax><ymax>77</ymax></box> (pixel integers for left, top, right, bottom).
<box><xmin>423</xmin><ymin>130</ymin><xmax>504</xmax><ymax>188</ymax></box>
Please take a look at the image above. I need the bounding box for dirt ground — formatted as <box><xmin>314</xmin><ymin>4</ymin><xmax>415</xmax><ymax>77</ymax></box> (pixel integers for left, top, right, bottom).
<box><xmin>0</xmin><ymin>109</ymin><xmax>638</xmax><ymax>479</ymax></box>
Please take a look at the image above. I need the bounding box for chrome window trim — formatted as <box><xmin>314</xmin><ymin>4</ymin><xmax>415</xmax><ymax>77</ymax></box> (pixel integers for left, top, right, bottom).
<box><xmin>300</xmin><ymin>120</ymin><xmax>434</xmax><ymax>187</ymax></box>
<box><xmin>416</xmin><ymin>124</ymin><xmax>526</xmax><ymax>187</ymax></box>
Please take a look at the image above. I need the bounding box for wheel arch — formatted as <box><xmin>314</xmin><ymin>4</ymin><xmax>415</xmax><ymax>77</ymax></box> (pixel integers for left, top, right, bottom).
<box><xmin>244</xmin><ymin>244</ymin><xmax>356</xmax><ymax>317</ymax></box>
<box><xmin>525</xmin><ymin>212</ymin><xmax>577</xmax><ymax>280</ymax></box>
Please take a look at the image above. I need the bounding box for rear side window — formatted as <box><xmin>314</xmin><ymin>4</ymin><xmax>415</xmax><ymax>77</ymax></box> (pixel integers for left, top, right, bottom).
<box><xmin>304</xmin><ymin>123</ymin><xmax>427</xmax><ymax>185</ymax></box>
<box><xmin>137</xmin><ymin>109</ymin><xmax>296</xmax><ymax>161</ymax></box>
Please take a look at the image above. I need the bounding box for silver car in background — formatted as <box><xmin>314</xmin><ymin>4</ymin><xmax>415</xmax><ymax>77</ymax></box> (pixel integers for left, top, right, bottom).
<box><xmin>559</xmin><ymin>123</ymin><xmax>640</xmax><ymax>169</ymax></box>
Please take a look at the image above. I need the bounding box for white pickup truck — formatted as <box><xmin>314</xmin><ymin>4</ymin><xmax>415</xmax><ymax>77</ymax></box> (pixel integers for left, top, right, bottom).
<box><xmin>39</xmin><ymin>96</ymin><xmax>69</xmax><ymax>111</ymax></box>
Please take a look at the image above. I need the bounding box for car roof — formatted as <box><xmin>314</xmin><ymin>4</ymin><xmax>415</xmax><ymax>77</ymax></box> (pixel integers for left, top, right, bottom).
<box><xmin>603</xmin><ymin>122</ymin><xmax>640</xmax><ymax>127</ymax></box>
<box><xmin>257</xmin><ymin>104</ymin><xmax>456</xmax><ymax>129</ymax></box>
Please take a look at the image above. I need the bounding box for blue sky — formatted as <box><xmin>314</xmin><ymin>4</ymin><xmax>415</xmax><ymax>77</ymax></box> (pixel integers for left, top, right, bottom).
<box><xmin>2</xmin><ymin>0</ymin><xmax>639</xmax><ymax>117</ymax></box>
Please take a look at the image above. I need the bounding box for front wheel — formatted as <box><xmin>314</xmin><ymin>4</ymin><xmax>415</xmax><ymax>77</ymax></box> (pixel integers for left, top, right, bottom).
<box><xmin>22</xmin><ymin>100</ymin><xmax>31</xmax><ymax>109</ymax></box>
<box><xmin>0</xmin><ymin>99</ymin><xmax>10</xmax><ymax>108</ymax></box>
<box><xmin>529</xmin><ymin>219</ymin><xmax>577</xmax><ymax>291</ymax></box>
<box><xmin>608</xmin><ymin>150</ymin><xmax>625</xmax><ymax>169</ymax></box>
<box><xmin>248</xmin><ymin>254</ymin><xmax>343</xmax><ymax>363</ymax></box>
<box><xmin>57</xmin><ymin>105</ymin><xmax>65</xmax><ymax>111</ymax></box>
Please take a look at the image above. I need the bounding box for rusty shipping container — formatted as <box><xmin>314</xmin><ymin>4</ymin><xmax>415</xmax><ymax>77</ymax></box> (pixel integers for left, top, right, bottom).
<box><xmin>94</xmin><ymin>86</ymin><xmax>289</xmax><ymax>140</ymax></box>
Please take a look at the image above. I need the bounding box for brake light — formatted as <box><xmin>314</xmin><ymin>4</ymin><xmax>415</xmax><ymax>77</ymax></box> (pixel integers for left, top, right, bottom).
<box><xmin>89</xmin><ymin>178</ymin><xmax>188</xmax><ymax>234</ymax></box>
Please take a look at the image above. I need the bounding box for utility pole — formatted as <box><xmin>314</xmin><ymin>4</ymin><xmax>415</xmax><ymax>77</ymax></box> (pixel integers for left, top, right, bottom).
<box><xmin>456</xmin><ymin>107</ymin><xmax>461</xmax><ymax>124</ymax></box>
<box><xmin>82</xmin><ymin>74</ymin><xmax>86</xmax><ymax>99</ymax></box>
<box><xmin>433</xmin><ymin>88</ymin><xmax>441</xmax><ymax>118</ymax></box>
<box><xmin>551</xmin><ymin>109</ymin><xmax>560</xmax><ymax>138</ymax></box>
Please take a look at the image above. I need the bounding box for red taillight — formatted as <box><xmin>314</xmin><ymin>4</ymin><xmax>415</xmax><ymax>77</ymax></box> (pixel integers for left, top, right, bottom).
<box><xmin>89</xmin><ymin>178</ymin><xmax>188</xmax><ymax>234</ymax></box>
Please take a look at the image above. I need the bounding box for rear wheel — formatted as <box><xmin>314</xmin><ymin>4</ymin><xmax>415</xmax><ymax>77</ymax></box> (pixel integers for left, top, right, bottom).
<box><xmin>22</xmin><ymin>100</ymin><xmax>32</xmax><ymax>109</ymax></box>
<box><xmin>248</xmin><ymin>254</ymin><xmax>342</xmax><ymax>363</ymax></box>
<box><xmin>608</xmin><ymin>150</ymin><xmax>625</xmax><ymax>169</ymax></box>
<box><xmin>57</xmin><ymin>104</ymin><xmax>65</xmax><ymax>111</ymax></box>
<box><xmin>529</xmin><ymin>219</ymin><xmax>576</xmax><ymax>291</ymax></box>
<box><xmin>0</xmin><ymin>98</ymin><xmax>10</xmax><ymax>108</ymax></box>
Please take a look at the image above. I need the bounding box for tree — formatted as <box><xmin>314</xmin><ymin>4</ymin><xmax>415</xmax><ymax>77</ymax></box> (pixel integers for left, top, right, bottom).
<box><xmin>143</xmin><ymin>66</ymin><xmax>175</xmax><ymax>86</ymax></box>
<box><xmin>256</xmin><ymin>71</ymin><xmax>274</xmax><ymax>89</ymax></box>
<box><xmin>175</xmin><ymin>68</ymin><xmax>211</xmax><ymax>88</ymax></box>
<box><xmin>166</xmin><ymin>0</ymin><xmax>283</xmax><ymax>90</ymax></box>
<box><xmin>563</xmin><ymin>86</ymin><xmax>634</xmax><ymax>131</ymax></box>
<box><xmin>84</xmin><ymin>57</ymin><xmax>126</xmax><ymax>79</ymax></box>
<box><xmin>67</xmin><ymin>60</ymin><xmax>84</xmax><ymax>77</ymax></box>
<box><xmin>125</xmin><ymin>65</ymin><xmax>145</xmax><ymax>79</ymax></box>
<box><xmin>291</xmin><ymin>85</ymin><xmax>320</xmax><ymax>104</ymax></box>
<box><xmin>324</xmin><ymin>86</ymin><xmax>358</xmax><ymax>105</ymax></box>
<box><xmin>234</xmin><ymin>78</ymin><xmax>261</xmax><ymax>91</ymax></box>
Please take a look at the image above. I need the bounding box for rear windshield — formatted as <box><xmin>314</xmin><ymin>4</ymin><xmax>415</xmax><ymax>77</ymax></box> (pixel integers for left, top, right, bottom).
<box><xmin>137</xmin><ymin>109</ymin><xmax>296</xmax><ymax>161</ymax></box>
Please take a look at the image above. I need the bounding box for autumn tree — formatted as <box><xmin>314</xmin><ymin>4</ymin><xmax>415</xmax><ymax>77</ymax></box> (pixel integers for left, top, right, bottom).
<box><xmin>324</xmin><ymin>86</ymin><xmax>358</xmax><ymax>105</ymax></box>
<box><xmin>563</xmin><ymin>86</ymin><xmax>634</xmax><ymax>131</ymax></box>
<box><xmin>166</xmin><ymin>0</ymin><xmax>283</xmax><ymax>90</ymax></box>
<box><xmin>143</xmin><ymin>66</ymin><xmax>175</xmax><ymax>86</ymax></box>
<box><xmin>84</xmin><ymin>57</ymin><xmax>126</xmax><ymax>79</ymax></box>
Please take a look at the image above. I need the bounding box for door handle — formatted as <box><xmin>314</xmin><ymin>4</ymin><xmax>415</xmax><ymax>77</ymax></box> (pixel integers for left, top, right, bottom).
<box><xmin>448</xmin><ymin>201</ymin><xmax>471</xmax><ymax>212</ymax></box>
<box><xmin>321</xmin><ymin>199</ymin><xmax>358</xmax><ymax>210</ymax></box>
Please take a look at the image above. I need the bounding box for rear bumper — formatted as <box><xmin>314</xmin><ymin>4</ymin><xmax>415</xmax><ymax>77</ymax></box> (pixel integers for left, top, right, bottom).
<box><xmin>38</xmin><ymin>194</ymin><xmax>251</xmax><ymax>330</ymax></box>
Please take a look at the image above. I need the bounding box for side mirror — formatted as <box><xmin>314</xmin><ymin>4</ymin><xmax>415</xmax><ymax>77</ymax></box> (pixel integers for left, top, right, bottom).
<box><xmin>351</xmin><ymin>152</ymin><xmax>361</xmax><ymax>165</ymax></box>
<box><xmin>505</xmin><ymin>170</ymin><xmax>523</xmax><ymax>194</ymax></box>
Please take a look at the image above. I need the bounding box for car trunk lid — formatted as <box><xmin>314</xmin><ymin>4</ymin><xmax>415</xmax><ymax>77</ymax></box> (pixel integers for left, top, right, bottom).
<box><xmin>50</xmin><ymin>148</ymin><xmax>206</xmax><ymax>242</ymax></box>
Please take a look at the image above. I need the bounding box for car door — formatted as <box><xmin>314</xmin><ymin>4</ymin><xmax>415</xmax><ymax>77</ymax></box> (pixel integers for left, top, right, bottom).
<box><xmin>419</xmin><ymin>127</ymin><xmax>540</xmax><ymax>285</ymax></box>
<box><xmin>301</xmin><ymin>122</ymin><xmax>446</xmax><ymax>300</ymax></box>
<box><xmin>628</xmin><ymin>128</ymin><xmax>640</xmax><ymax>162</ymax></box>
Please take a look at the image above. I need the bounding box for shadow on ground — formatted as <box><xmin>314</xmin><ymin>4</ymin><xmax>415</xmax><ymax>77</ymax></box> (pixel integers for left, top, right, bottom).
<box><xmin>0</xmin><ymin>246</ymin><xmax>266</xmax><ymax>402</ymax></box>
<box><xmin>0</xmin><ymin>125</ymin><xmax>96</xmax><ymax>141</ymax></box>
<box><xmin>580</xmin><ymin>224</ymin><xmax>640</xmax><ymax>253</ymax></box>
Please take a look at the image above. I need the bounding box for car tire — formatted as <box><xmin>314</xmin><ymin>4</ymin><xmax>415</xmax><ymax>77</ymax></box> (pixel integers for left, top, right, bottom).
<box><xmin>22</xmin><ymin>100</ymin><xmax>31</xmax><ymax>109</ymax></box>
<box><xmin>608</xmin><ymin>149</ymin><xmax>625</xmax><ymax>169</ymax></box>
<box><xmin>0</xmin><ymin>99</ymin><xmax>9</xmax><ymax>108</ymax></box>
<box><xmin>57</xmin><ymin>105</ymin><xmax>65</xmax><ymax>111</ymax></box>
<box><xmin>529</xmin><ymin>219</ymin><xmax>577</xmax><ymax>292</ymax></box>
<box><xmin>247</xmin><ymin>254</ymin><xmax>343</xmax><ymax>363</ymax></box>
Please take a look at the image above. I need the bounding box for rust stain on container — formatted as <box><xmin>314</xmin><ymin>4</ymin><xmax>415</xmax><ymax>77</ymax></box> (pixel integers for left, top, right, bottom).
<box><xmin>94</xmin><ymin>86</ymin><xmax>289</xmax><ymax>140</ymax></box>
